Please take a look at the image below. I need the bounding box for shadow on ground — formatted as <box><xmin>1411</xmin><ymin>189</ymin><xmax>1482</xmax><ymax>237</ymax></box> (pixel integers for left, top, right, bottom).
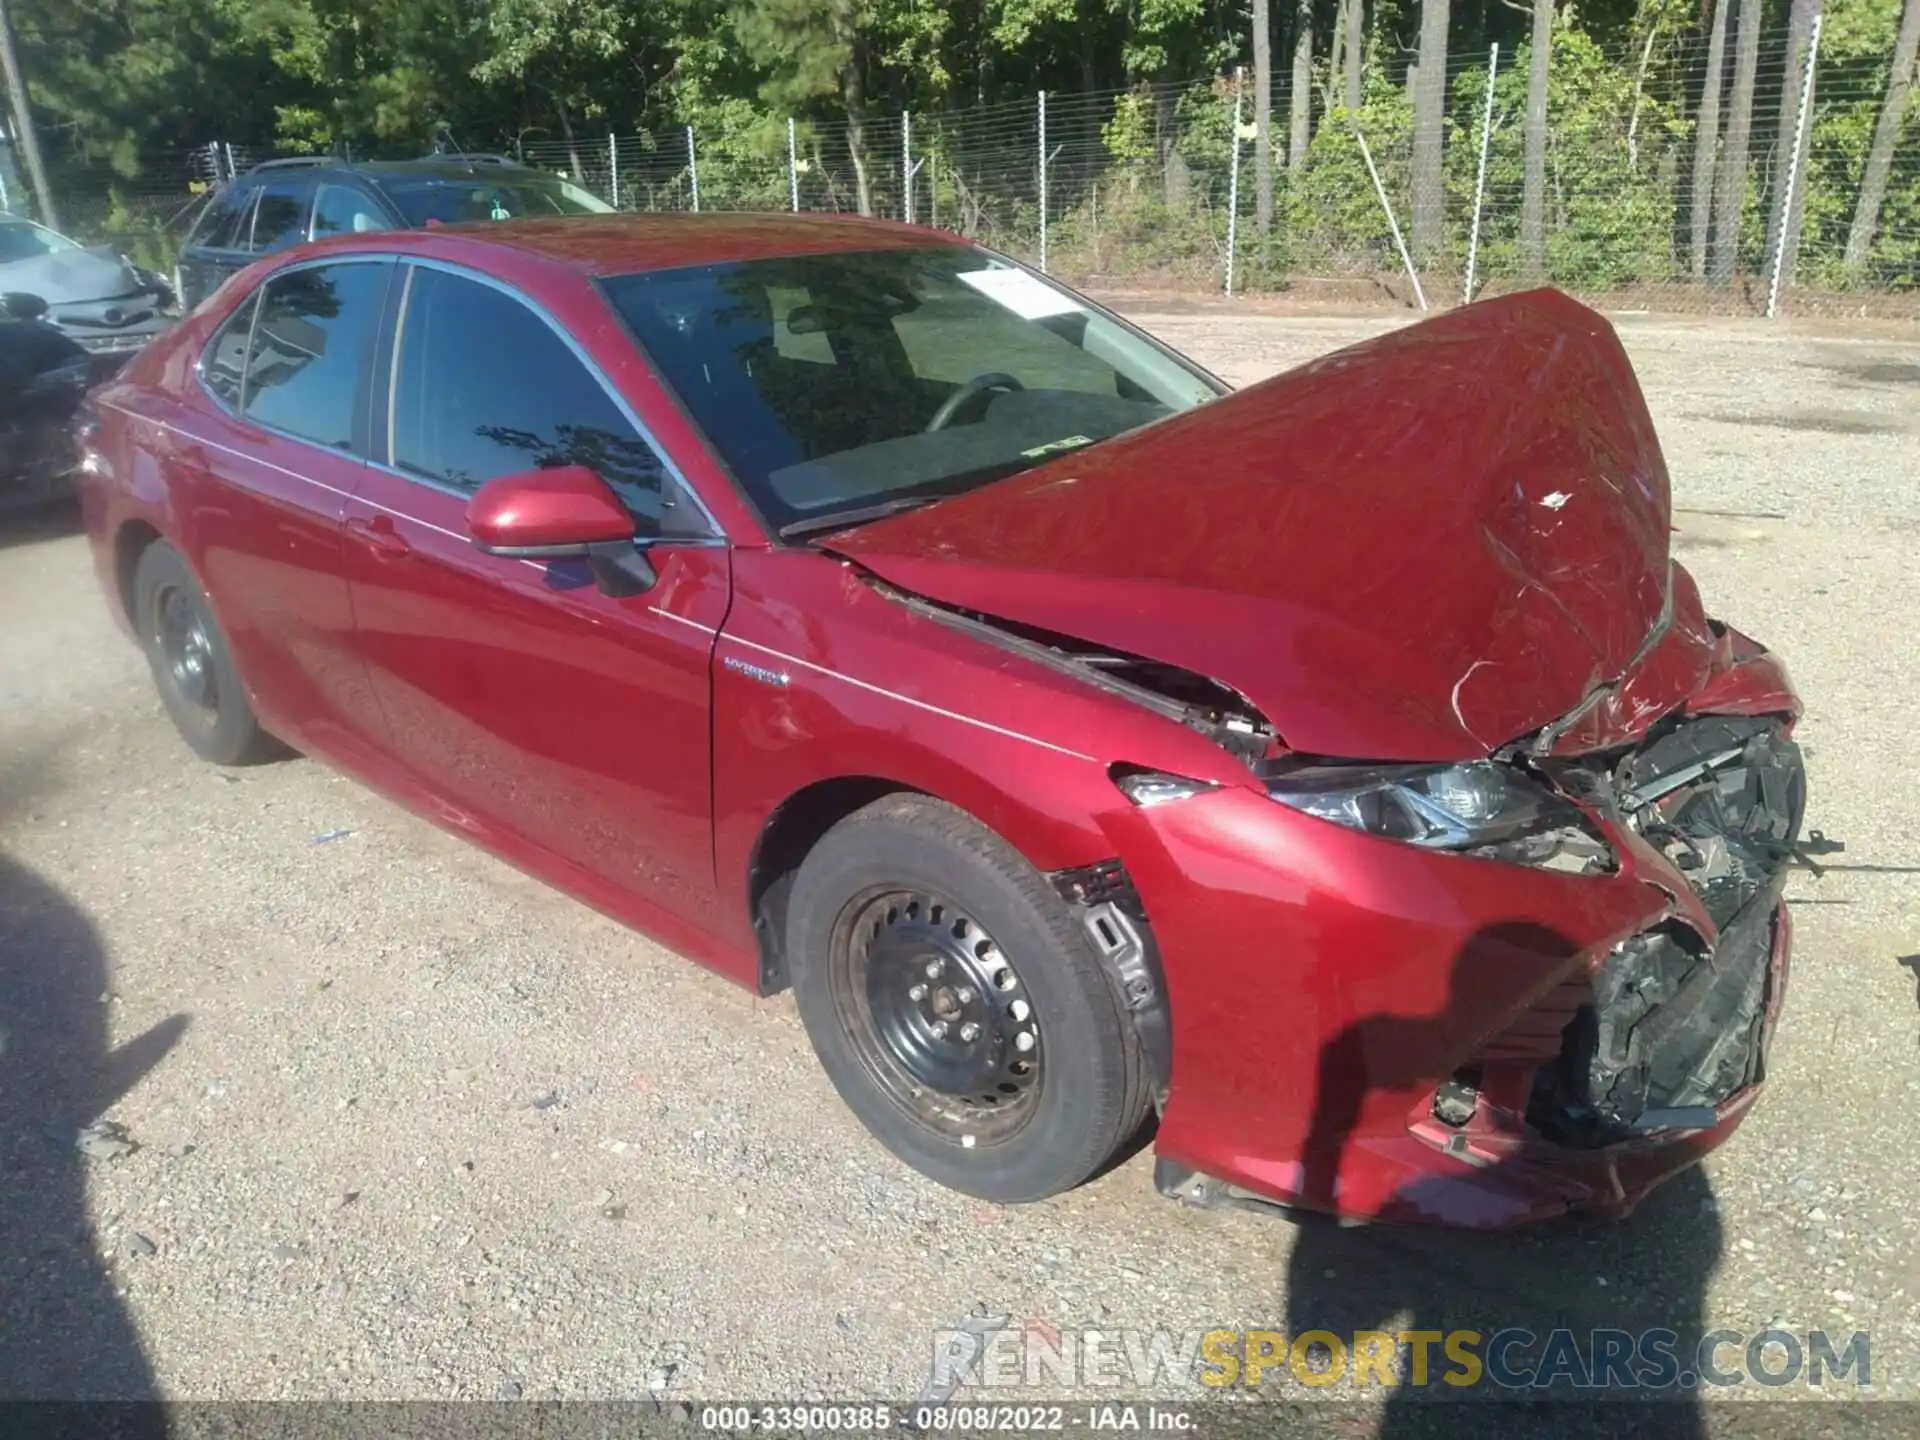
<box><xmin>0</xmin><ymin>742</ymin><xmax>184</xmax><ymax>1409</ymax></box>
<box><xmin>0</xmin><ymin>497</ymin><xmax>82</xmax><ymax>554</ymax></box>
<box><xmin>1278</xmin><ymin>923</ymin><xmax>1723</xmax><ymax>1439</ymax></box>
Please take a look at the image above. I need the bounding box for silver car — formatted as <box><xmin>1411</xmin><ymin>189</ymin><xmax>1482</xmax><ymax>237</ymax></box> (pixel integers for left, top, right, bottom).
<box><xmin>0</xmin><ymin>213</ymin><xmax>174</xmax><ymax>362</ymax></box>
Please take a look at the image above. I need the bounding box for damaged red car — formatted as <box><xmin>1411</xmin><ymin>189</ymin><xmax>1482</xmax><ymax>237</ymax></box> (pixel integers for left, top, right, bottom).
<box><xmin>78</xmin><ymin>215</ymin><xmax>1807</xmax><ymax>1227</ymax></box>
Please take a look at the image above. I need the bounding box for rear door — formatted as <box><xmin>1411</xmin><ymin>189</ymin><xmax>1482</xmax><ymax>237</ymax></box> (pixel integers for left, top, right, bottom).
<box><xmin>341</xmin><ymin>261</ymin><xmax>729</xmax><ymax>937</ymax></box>
<box><xmin>177</xmin><ymin>257</ymin><xmax>395</xmax><ymax>762</ymax></box>
<box><xmin>177</xmin><ymin>183</ymin><xmax>258</xmax><ymax>310</ymax></box>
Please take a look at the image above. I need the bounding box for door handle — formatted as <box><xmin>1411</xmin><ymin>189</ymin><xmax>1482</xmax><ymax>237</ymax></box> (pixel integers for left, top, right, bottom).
<box><xmin>347</xmin><ymin>512</ymin><xmax>411</xmax><ymax>559</ymax></box>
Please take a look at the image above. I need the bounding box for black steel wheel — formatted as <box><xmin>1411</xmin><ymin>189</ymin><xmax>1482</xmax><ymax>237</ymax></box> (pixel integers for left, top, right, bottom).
<box><xmin>132</xmin><ymin>542</ymin><xmax>281</xmax><ymax>765</ymax></box>
<box><xmin>836</xmin><ymin>889</ymin><xmax>1043</xmax><ymax>1146</ymax></box>
<box><xmin>788</xmin><ymin>794</ymin><xmax>1151</xmax><ymax>1202</ymax></box>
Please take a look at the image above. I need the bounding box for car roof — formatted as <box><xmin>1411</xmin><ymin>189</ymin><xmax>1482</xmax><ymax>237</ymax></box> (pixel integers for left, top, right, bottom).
<box><xmin>238</xmin><ymin>156</ymin><xmax>551</xmax><ymax>186</ymax></box>
<box><xmin>355</xmin><ymin>159</ymin><xmax>546</xmax><ymax>182</ymax></box>
<box><xmin>434</xmin><ymin>212</ymin><xmax>960</xmax><ymax>277</ymax></box>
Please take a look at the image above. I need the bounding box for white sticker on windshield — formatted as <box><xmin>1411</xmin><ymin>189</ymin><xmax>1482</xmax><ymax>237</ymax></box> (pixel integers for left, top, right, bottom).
<box><xmin>957</xmin><ymin>267</ymin><xmax>1085</xmax><ymax>321</ymax></box>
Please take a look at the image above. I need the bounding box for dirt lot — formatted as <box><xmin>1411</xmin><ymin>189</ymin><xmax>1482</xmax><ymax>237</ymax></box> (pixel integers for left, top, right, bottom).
<box><xmin>2</xmin><ymin>307</ymin><xmax>1918</xmax><ymax>1424</ymax></box>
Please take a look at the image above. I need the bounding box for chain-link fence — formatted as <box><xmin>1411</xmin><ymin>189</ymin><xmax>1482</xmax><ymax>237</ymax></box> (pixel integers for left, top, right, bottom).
<box><xmin>21</xmin><ymin>18</ymin><xmax>1920</xmax><ymax>319</ymax></box>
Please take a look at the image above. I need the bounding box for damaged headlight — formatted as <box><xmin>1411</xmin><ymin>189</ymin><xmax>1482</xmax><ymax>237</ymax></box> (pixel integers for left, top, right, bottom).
<box><xmin>1265</xmin><ymin>760</ymin><xmax>1613</xmax><ymax>871</ymax></box>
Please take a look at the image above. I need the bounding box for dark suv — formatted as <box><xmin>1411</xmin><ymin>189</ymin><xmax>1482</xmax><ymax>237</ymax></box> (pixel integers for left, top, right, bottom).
<box><xmin>174</xmin><ymin>154</ymin><xmax>614</xmax><ymax>310</ymax></box>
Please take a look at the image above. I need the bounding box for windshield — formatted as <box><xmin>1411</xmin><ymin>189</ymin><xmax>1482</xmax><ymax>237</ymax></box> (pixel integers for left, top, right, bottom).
<box><xmin>601</xmin><ymin>245</ymin><xmax>1220</xmax><ymax>535</ymax></box>
<box><xmin>0</xmin><ymin>219</ymin><xmax>80</xmax><ymax>265</ymax></box>
<box><xmin>383</xmin><ymin>174</ymin><xmax>614</xmax><ymax>226</ymax></box>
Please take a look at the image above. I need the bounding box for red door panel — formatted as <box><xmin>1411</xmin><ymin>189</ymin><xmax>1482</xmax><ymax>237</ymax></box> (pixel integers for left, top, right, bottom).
<box><xmin>339</xmin><ymin>470</ymin><xmax>731</xmax><ymax>952</ymax></box>
<box><xmin>175</xmin><ymin>416</ymin><xmax>384</xmax><ymax>762</ymax></box>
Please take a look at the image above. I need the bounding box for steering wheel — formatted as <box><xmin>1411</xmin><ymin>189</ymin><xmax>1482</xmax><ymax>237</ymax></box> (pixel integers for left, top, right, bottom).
<box><xmin>926</xmin><ymin>371</ymin><xmax>1025</xmax><ymax>432</ymax></box>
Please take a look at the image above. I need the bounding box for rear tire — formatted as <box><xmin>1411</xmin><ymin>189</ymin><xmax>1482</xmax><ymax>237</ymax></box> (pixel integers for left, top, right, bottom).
<box><xmin>787</xmin><ymin>793</ymin><xmax>1151</xmax><ymax>1202</ymax></box>
<box><xmin>132</xmin><ymin>542</ymin><xmax>281</xmax><ymax>766</ymax></box>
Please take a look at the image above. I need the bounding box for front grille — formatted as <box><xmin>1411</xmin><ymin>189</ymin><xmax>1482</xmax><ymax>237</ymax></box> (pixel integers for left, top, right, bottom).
<box><xmin>1527</xmin><ymin>714</ymin><xmax>1802</xmax><ymax>1146</ymax></box>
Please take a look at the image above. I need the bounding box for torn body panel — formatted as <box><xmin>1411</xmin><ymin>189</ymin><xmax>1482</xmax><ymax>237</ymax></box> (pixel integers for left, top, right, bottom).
<box><xmin>1103</xmin><ymin>680</ymin><xmax>1802</xmax><ymax>1227</ymax></box>
<box><xmin>1527</xmin><ymin>714</ymin><xmax>1805</xmax><ymax>1144</ymax></box>
<box><xmin>858</xmin><ymin>569</ymin><xmax>1276</xmax><ymax>765</ymax></box>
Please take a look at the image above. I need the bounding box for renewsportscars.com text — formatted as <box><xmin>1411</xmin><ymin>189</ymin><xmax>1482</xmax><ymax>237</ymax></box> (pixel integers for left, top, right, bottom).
<box><xmin>930</xmin><ymin>1323</ymin><xmax>1872</xmax><ymax>1392</ymax></box>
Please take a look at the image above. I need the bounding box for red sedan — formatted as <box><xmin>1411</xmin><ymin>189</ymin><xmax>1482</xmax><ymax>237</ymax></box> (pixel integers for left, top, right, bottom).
<box><xmin>77</xmin><ymin>215</ymin><xmax>1806</xmax><ymax>1227</ymax></box>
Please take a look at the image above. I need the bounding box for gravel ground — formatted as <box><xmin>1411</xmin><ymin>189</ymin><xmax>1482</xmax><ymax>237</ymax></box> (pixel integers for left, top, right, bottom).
<box><xmin>1</xmin><ymin>307</ymin><xmax>1917</xmax><ymax>1425</ymax></box>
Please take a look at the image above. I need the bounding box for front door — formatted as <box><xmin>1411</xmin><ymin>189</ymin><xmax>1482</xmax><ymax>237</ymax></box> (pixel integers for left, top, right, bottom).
<box><xmin>340</xmin><ymin>262</ymin><xmax>728</xmax><ymax>938</ymax></box>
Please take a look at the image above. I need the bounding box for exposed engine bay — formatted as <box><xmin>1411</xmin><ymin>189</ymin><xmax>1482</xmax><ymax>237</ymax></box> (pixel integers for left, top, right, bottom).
<box><xmin>1529</xmin><ymin>714</ymin><xmax>1809</xmax><ymax>1144</ymax></box>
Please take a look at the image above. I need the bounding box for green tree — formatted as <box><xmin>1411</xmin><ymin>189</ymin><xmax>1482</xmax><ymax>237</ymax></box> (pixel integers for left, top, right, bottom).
<box><xmin>733</xmin><ymin>1</ymin><xmax>944</xmax><ymax>216</ymax></box>
<box><xmin>1847</xmin><ymin>0</ymin><xmax>1920</xmax><ymax>265</ymax></box>
<box><xmin>242</xmin><ymin>0</ymin><xmax>490</xmax><ymax>150</ymax></box>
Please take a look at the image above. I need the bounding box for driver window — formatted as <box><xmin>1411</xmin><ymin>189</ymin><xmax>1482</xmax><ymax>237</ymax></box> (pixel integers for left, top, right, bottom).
<box><xmin>389</xmin><ymin>267</ymin><xmax>694</xmax><ymax>536</ymax></box>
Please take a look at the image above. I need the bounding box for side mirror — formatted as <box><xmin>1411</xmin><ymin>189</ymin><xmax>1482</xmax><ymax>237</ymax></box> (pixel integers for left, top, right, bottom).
<box><xmin>2</xmin><ymin>292</ymin><xmax>50</xmax><ymax>321</ymax></box>
<box><xmin>466</xmin><ymin>464</ymin><xmax>657</xmax><ymax>595</ymax></box>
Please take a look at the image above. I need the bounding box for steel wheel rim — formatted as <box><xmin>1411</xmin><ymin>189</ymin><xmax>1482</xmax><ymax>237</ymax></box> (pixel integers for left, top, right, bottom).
<box><xmin>832</xmin><ymin>889</ymin><xmax>1042</xmax><ymax>1146</ymax></box>
<box><xmin>154</xmin><ymin>585</ymin><xmax>218</xmax><ymax>715</ymax></box>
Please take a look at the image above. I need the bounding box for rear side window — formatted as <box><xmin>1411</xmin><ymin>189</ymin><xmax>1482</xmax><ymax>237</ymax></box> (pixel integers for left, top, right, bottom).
<box><xmin>191</xmin><ymin>186</ymin><xmax>255</xmax><ymax>250</ymax></box>
<box><xmin>311</xmin><ymin>183</ymin><xmax>389</xmax><ymax>240</ymax></box>
<box><xmin>202</xmin><ymin>293</ymin><xmax>259</xmax><ymax>406</ymax></box>
<box><xmin>250</xmin><ymin>182</ymin><xmax>311</xmax><ymax>254</ymax></box>
<box><xmin>209</xmin><ymin>262</ymin><xmax>390</xmax><ymax>450</ymax></box>
<box><xmin>388</xmin><ymin>267</ymin><xmax>674</xmax><ymax>528</ymax></box>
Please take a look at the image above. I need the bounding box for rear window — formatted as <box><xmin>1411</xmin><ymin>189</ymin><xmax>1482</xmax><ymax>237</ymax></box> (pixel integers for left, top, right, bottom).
<box><xmin>381</xmin><ymin>174</ymin><xmax>612</xmax><ymax>226</ymax></box>
<box><xmin>202</xmin><ymin>261</ymin><xmax>390</xmax><ymax>451</ymax></box>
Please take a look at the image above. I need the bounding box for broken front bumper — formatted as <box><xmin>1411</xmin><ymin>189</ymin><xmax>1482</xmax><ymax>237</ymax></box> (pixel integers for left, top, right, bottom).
<box><xmin>1101</xmin><ymin>706</ymin><xmax>1802</xmax><ymax>1229</ymax></box>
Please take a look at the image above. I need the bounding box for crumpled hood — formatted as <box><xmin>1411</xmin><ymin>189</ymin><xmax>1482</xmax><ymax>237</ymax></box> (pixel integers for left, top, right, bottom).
<box><xmin>832</xmin><ymin>290</ymin><xmax>1715</xmax><ymax>761</ymax></box>
<box><xmin>0</xmin><ymin>247</ymin><xmax>149</xmax><ymax>310</ymax></box>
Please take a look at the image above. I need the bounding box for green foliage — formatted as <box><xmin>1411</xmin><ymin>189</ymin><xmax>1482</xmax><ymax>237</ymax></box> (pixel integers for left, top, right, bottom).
<box><xmin>1441</xmin><ymin>27</ymin><xmax>1688</xmax><ymax>288</ymax></box>
<box><xmin>1284</xmin><ymin>67</ymin><xmax>1417</xmax><ymax>272</ymax></box>
<box><xmin>11</xmin><ymin>0</ymin><xmax>1918</xmax><ymax>295</ymax></box>
<box><xmin>1102</xmin><ymin>92</ymin><xmax>1156</xmax><ymax>163</ymax></box>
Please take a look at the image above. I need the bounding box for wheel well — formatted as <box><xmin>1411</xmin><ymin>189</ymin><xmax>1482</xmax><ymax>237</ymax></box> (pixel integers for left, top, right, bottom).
<box><xmin>114</xmin><ymin>521</ymin><xmax>164</xmax><ymax>626</ymax></box>
<box><xmin>748</xmin><ymin>776</ymin><xmax>914</xmax><ymax>995</ymax></box>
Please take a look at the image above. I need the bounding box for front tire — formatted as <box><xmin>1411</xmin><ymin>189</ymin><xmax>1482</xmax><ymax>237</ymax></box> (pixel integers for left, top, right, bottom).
<box><xmin>787</xmin><ymin>794</ymin><xmax>1151</xmax><ymax>1202</ymax></box>
<box><xmin>132</xmin><ymin>542</ymin><xmax>280</xmax><ymax>766</ymax></box>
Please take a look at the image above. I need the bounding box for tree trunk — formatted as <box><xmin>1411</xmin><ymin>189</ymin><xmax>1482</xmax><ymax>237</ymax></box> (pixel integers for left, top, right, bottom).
<box><xmin>1326</xmin><ymin>1</ymin><xmax>1345</xmax><ymax>110</ymax></box>
<box><xmin>1156</xmin><ymin>87</ymin><xmax>1190</xmax><ymax>205</ymax></box>
<box><xmin>1253</xmin><ymin>0</ymin><xmax>1273</xmax><ymax>232</ymax></box>
<box><xmin>0</xmin><ymin>0</ymin><xmax>55</xmax><ymax>230</ymax></box>
<box><xmin>845</xmin><ymin>113</ymin><xmax>874</xmax><ymax>216</ymax></box>
<box><xmin>1763</xmin><ymin>0</ymin><xmax>1819</xmax><ymax>278</ymax></box>
<box><xmin>1690</xmin><ymin>0</ymin><xmax>1732</xmax><ymax>278</ymax></box>
<box><xmin>1289</xmin><ymin>0</ymin><xmax>1312</xmax><ymax>170</ymax></box>
<box><xmin>1520</xmin><ymin>0</ymin><xmax>1553</xmax><ymax>280</ymax></box>
<box><xmin>1410</xmin><ymin>0</ymin><xmax>1448</xmax><ymax>257</ymax></box>
<box><xmin>1710</xmin><ymin>0</ymin><xmax>1763</xmax><ymax>284</ymax></box>
<box><xmin>554</xmin><ymin>95</ymin><xmax>585</xmax><ymax>181</ymax></box>
<box><xmin>1845</xmin><ymin>0</ymin><xmax>1920</xmax><ymax>267</ymax></box>
<box><xmin>1625</xmin><ymin>24</ymin><xmax>1659</xmax><ymax>170</ymax></box>
<box><xmin>1345</xmin><ymin>0</ymin><xmax>1364</xmax><ymax>109</ymax></box>
<box><xmin>842</xmin><ymin>44</ymin><xmax>874</xmax><ymax>216</ymax></box>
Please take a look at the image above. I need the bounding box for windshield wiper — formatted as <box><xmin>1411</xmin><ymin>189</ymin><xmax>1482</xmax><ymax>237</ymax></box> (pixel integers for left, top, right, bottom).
<box><xmin>778</xmin><ymin>495</ymin><xmax>944</xmax><ymax>541</ymax></box>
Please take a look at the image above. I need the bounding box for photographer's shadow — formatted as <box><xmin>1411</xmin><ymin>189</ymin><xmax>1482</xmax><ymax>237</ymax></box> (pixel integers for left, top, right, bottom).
<box><xmin>1282</xmin><ymin>925</ymin><xmax>1722</xmax><ymax>1440</ymax></box>
<box><xmin>1</xmin><ymin>750</ymin><xmax>187</xmax><ymax>1406</ymax></box>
